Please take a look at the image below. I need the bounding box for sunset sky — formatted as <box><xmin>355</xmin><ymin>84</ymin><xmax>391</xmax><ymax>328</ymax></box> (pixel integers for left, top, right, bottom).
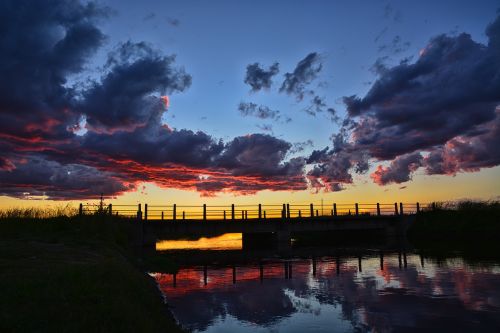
<box><xmin>1</xmin><ymin>0</ymin><xmax>499</xmax><ymax>208</ymax></box>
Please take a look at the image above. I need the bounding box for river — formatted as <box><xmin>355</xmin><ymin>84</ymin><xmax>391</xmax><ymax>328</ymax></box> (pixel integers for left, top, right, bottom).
<box><xmin>152</xmin><ymin>233</ymin><xmax>500</xmax><ymax>332</ymax></box>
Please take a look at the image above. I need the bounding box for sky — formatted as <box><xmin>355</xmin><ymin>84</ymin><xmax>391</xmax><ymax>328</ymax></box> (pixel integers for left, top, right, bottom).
<box><xmin>0</xmin><ymin>0</ymin><xmax>499</xmax><ymax>208</ymax></box>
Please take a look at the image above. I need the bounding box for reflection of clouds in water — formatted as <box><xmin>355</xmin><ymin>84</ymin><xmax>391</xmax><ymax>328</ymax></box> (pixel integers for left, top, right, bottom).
<box><xmin>155</xmin><ymin>254</ymin><xmax>500</xmax><ymax>332</ymax></box>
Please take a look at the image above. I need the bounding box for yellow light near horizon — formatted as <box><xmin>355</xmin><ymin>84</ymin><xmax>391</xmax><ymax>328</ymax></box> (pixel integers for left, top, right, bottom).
<box><xmin>0</xmin><ymin>166</ymin><xmax>499</xmax><ymax>210</ymax></box>
<box><xmin>156</xmin><ymin>233</ymin><xmax>242</xmax><ymax>251</ymax></box>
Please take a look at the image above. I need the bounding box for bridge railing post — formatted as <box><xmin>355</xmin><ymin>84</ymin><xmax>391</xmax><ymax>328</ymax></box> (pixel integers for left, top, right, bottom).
<box><xmin>203</xmin><ymin>204</ymin><xmax>206</xmax><ymax>221</ymax></box>
<box><xmin>231</xmin><ymin>204</ymin><xmax>235</xmax><ymax>221</ymax></box>
<box><xmin>79</xmin><ymin>203</ymin><xmax>83</xmax><ymax>216</ymax></box>
<box><xmin>399</xmin><ymin>202</ymin><xmax>404</xmax><ymax>215</ymax></box>
<box><xmin>310</xmin><ymin>204</ymin><xmax>314</xmax><ymax>218</ymax></box>
<box><xmin>144</xmin><ymin>204</ymin><xmax>148</xmax><ymax>221</ymax></box>
<box><xmin>394</xmin><ymin>203</ymin><xmax>398</xmax><ymax>215</ymax></box>
<box><xmin>173</xmin><ymin>204</ymin><xmax>176</xmax><ymax>221</ymax></box>
<box><xmin>241</xmin><ymin>210</ymin><xmax>244</xmax><ymax>220</ymax></box>
<box><xmin>333</xmin><ymin>203</ymin><xmax>337</xmax><ymax>216</ymax></box>
<box><xmin>355</xmin><ymin>203</ymin><xmax>359</xmax><ymax>216</ymax></box>
<box><xmin>376</xmin><ymin>203</ymin><xmax>381</xmax><ymax>216</ymax></box>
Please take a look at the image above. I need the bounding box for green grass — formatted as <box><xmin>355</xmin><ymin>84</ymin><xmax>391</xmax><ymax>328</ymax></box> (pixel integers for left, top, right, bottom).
<box><xmin>0</xmin><ymin>215</ymin><xmax>184</xmax><ymax>332</ymax></box>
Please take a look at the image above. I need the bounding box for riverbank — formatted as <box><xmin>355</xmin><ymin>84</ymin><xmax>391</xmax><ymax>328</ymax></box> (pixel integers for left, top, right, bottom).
<box><xmin>408</xmin><ymin>201</ymin><xmax>500</xmax><ymax>258</ymax></box>
<box><xmin>0</xmin><ymin>215</ymin><xmax>184</xmax><ymax>332</ymax></box>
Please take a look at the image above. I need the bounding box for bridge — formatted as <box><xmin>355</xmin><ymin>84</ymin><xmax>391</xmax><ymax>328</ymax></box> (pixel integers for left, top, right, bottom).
<box><xmin>79</xmin><ymin>201</ymin><xmax>423</xmax><ymax>250</ymax></box>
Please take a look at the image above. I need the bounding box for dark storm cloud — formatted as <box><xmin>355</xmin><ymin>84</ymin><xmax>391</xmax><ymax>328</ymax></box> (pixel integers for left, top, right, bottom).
<box><xmin>0</xmin><ymin>0</ymin><xmax>106</xmax><ymax>141</ymax></box>
<box><xmin>82</xmin><ymin>125</ymin><xmax>224</xmax><ymax>168</ymax></box>
<box><xmin>216</xmin><ymin>134</ymin><xmax>305</xmax><ymax>178</ymax></box>
<box><xmin>80</xmin><ymin>41</ymin><xmax>192</xmax><ymax>132</ymax></box>
<box><xmin>343</xmin><ymin>20</ymin><xmax>500</xmax><ymax>161</ymax></box>
<box><xmin>280</xmin><ymin>52</ymin><xmax>322</xmax><ymax>101</ymax></box>
<box><xmin>307</xmin><ymin>14</ymin><xmax>500</xmax><ymax>190</ymax></box>
<box><xmin>0</xmin><ymin>157</ymin><xmax>130</xmax><ymax>200</ymax></box>
<box><xmin>0</xmin><ymin>0</ymin><xmax>308</xmax><ymax>200</ymax></box>
<box><xmin>371</xmin><ymin>152</ymin><xmax>423</xmax><ymax>185</ymax></box>
<box><xmin>244</xmin><ymin>62</ymin><xmax>279</xmax><ymax>92</ymax></box>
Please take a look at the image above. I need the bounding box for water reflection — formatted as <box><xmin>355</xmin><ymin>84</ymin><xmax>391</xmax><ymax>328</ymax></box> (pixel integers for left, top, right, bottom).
<box><xmin>156</xmin><ymin>233</ymin><xmax>242</xmax><ymax>251</ymax></box>
<box><xmin>153</xmin><ymin>253</ymin><xmax>500</xmax><ymax>332</ymax></box>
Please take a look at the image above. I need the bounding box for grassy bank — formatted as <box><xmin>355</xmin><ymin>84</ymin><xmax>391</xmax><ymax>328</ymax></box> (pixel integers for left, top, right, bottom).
<box><xmin>0</xmin><ymin>213</ymin><xmax>183</xmax><ymax>332</ymax></box>
<box><xmin>408</xmin><ymin>200</ymin><xmax>500</xmax><ymax>257</ymax></box>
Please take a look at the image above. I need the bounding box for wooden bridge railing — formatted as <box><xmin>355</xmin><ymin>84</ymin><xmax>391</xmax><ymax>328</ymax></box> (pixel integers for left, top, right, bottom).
<box><xmin>78</xmin><ymin>202</ymin><xmax>427</xmax><ymax>220</ymax></box>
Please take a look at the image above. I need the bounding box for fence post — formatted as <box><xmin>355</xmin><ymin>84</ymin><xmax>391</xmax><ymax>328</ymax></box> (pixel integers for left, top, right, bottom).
<box><xmin>355</xmin><ymin>203</ymin><xmax>359</xmax><ymax>216</ymax></box>
<box><xmin>310</xmin><ymin>204</ymin><xmax>314</xmax><ymax>217</ymax></box>
<box><xmin>376</xmin><ymin>203</ymin><xmax>381</xmax><ymax>216</ymax></box>
<box><xmin>161</xmin><ymin>211</ymin><xmax>164</xmax><ymax>220</ymax></box>
<box><xmin>282</xmin><ymin>204</ymin><xmax>286</xmax><ymax>219</ymax></box>
<box><xmin>416</xmin><ymin>202</ymin><xmax>420</xmax><ymax>213</ymax></box>
<box><xmin>394</xmin><ymin>203</ymin><xmax>398</xmax><ymax>215</ymax></box>
<box><xmin>286</xmin><ymin>204</ymin><xmax>290</xmax><ymax>219</ymax></box>
<box><xmin>203</xmin><ymin>204</ymin><xmax>206</xmax><ymax>221</ymax></box>
<box><xmin>264</xmin><ymin>211</ymin><xmax>266</xmax><ymax>219</ymax></box>
<box><xmin>299</xmin><ymin>210</ymin><xmax>302</xmax><ymax>218</ymax></box>
<box><xmin>224</xmin><ymin>210</ymin><xmax>226</xmax><ymax>220</ymax></box>
<box><xmin>399</xmin><ymin>202</ymin><xmax>404</xmax><ymax>215</ymax></box>
<box><xmin>333</xmin><ymin>203</ymin><xmax>337</xmax><ymax>216</ymax></box>
<box><xmin>182</xmin><ymin>211</ymin><xmax>185</xmax><ymax>220</ymax></box>
<box><xmin>316</xmin><ymin>209</ymin><xmax>319</xmax><ymax>217</ymax></box>
<box><xmin>231</xmin><ymin>204</ymin><xmax>235</xmax><ymax>221</ymax></box>
<box><xmin>173</xmin><ymin>204</ymin><xmax>176</xmax><ymax>221</ymax></box>
<box><xmin>109</xmin><ymin>204</ymin><xmax>112</xmax><ymax>216</ymax></box>
<box><xmin>137</xmin><ymin>204</ymin><xmax>142</xmax><ymax>221</ymax></box>
<box><xmin>245</xmin><ymin>210</ymin><xmax>248</xmax><ymax>220</ymax></box>
<box><xmin>144</xmin><ymin>204</ymin><xmax>148</xmax><ymax>221</ymax></box>
<box><xmin>258</xmin><ymin>204</ymin><xmax>262</xmax><ymax>220</ymax></box>
<box><xmin>79</xmin><ymin>203</ymin><xmax>83</xmax><ymax>216</ymax></box>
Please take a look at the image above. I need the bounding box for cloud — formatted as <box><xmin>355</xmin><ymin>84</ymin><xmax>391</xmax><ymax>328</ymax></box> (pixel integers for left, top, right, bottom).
<box><xmin>308</xmin><ymin>14</ymin><xmax>500</xmax><ymax>189</ymax></box>
<box><xmin>0</xmin><ymin>0</ymin><xmax>308</xmax><ymax>200</ymax></box>
<box><xmin>244</xmin><ymin>62</ymin><xmax>279</xmax><ymax>92</ymax></box>
<box><xmin>0</xmin><ymin>157</ymin><xmax>131</xmax><ymax>200</ymax></box>
<box><xmin>167</xmin><ymin>17</ymin><xmax>180</xmax><ymax>27</ymax></box>
<box><xmin>80</xmin><ymin>41</ymin><xmax>192</xmax><ymax>132</ymax></box>
<box><xmin>0</xmin><ymin>0</ymin><xmax>107</xmax><ymax>142</ymax></box>
<box><xmin>238</xmin><ymin>102</ymin><xmax>291</xmax><ymax>123</ymax></box>
<box><xmin>238</xmin><ymin>102</ymin><xmax>279</xmax><ymax>120</ymax></box>
<box><xmin>371</xmin><ymin>152</ymin><xmax>423</xmax><ymax>185</ymax></box>
<box><xmin>280</xmin><ymin>52</ymin><xmax>322</xmax><ymax>101</ymax></box>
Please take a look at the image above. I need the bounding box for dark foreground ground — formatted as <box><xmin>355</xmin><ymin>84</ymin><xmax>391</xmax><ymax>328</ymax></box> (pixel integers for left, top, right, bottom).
<box><xmin>1</xmin><ymin>201</ymin><xmax>498</xmax><ymax>332</ymax></box>
<box><xmin>0</xmin><ymin>216</ymin><xmax>183</xmax><ymax>332</ymax></box>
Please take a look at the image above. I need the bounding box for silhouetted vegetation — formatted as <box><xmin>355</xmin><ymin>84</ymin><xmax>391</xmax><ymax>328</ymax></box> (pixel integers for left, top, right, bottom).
<box><xmin>0</xmin><ymin>211</ymin><xmax>183</xmax><ymax>332</ymax></box>
<box><xmin>409</xmin><ymin>200</ymin><xmax>500</xmax><ymax>258</ymax></box>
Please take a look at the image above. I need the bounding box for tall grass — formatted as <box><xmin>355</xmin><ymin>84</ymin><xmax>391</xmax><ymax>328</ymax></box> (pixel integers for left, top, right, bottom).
<box><xmin>425</xmin><ymin>200</ymin><xmax>500</xmax><ymax>212</ymax></box>
<box><xmin>0</xmin><ymin>204</ymin><xmax>77</xmax><ymax>219</ymax></box>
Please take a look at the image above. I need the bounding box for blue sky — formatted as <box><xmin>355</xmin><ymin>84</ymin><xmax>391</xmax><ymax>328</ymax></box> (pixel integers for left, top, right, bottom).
<box><xmin>0</xmin><ymin>0</ymin><xmax>499</xmax><ymax>204</ymax></box>
<box><xmin>97</xmin><ymin>0</ymin><xmax>499</xmax><ymax>149</ymax></box>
